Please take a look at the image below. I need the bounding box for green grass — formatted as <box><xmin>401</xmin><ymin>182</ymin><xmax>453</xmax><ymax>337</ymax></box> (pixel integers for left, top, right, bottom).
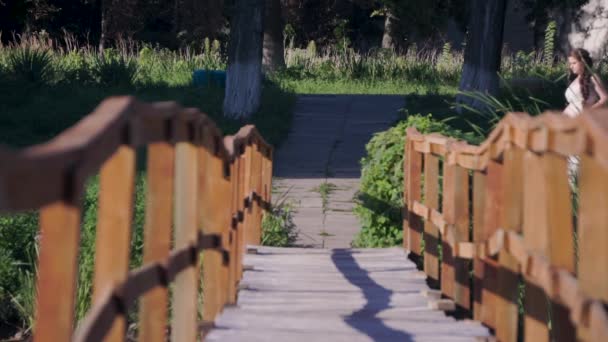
<box><xmin>272</xmin><ymin>77</ymin><xmax>458</xmax><ymax>95</ymax></box>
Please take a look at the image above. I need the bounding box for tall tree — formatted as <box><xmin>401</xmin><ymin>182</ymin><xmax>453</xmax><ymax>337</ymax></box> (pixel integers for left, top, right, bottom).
<box><xmin>456</xmin><ymin>0</ymin><xmax>508</xmax><ymax>111</ymax></box>
<box><xmin>99</xmin><ymin>0</ymin><xmax>140</xmax><ymax>50</ymax></box>
<box><xmin>263</xmin><ymin>0</ymin><xmax>285</xmax><ymax>72</ymax></box>
<box><xmin>224</xmin><ymin>0</ymin><xmax>265</xmax><ymax>119</ymax></box>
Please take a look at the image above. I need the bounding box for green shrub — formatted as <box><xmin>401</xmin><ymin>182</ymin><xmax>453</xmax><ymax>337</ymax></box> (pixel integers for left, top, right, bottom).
<box><xmin>261</xmin><ymin>192</ymin><xmax>298</xmax><ymax>247</ymax></box>
<box><xmin>0</xmin><ymin>212</ymin><xmax>38</xmax><ymax>325</ymax></box>
<box><xmin>7</xmin><ymin>47</ymin><xmax>54</xmax><ymax>84</ymax></box>
<box><xmin>91</xmin><ymin>49</ymin><xmax>138</xmax><ymax>87</ymax></box>
<box><xmin>353</xmin><ymin>114</ymin><xmax>480</xmax><ymax>247</ymax></box>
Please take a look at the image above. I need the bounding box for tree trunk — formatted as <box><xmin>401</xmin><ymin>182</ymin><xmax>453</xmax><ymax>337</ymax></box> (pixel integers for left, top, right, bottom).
<box><xmin>99</xmin><ymin>0</ymin><xmax>107</xmax><ymax>51</ymax></box>
<box><xmin>224</xmin><ymin>0</ymin><xmax>265</xmax><ymax>119</ymax></box>
<box><xmin>456</xmin><ymin>0</ymin><xmax>507</xmax><ymax>111</ymax></box>
<box><xmin>263</xmin><ymin>0</ymin><xmax>285</xmax><ymax>72</ymax></box>
<box><xmin>381</xmin><ymin>12</ymin><xmax>396</xmax><ymax>49</ymax></box>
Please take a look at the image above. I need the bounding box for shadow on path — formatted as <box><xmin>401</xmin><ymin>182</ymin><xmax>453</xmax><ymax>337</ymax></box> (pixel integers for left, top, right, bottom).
<box><xmin>331</xmin><ymin>249</ymin><xmax>413</xmax><ymax>341</ymax></box>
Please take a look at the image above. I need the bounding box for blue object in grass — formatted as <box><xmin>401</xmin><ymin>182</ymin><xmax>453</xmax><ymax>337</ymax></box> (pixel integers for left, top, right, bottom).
<box><xmin>192</xmin><ymin>69</ymin><xmax>226</xmax><ymax>87</ymax></box>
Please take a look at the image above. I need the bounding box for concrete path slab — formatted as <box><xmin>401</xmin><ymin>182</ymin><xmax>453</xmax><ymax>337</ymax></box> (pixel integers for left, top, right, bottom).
<box><xmin>273</xmin><ymin>95</ymin><xmax>403</xmax><ymax>248</ymax></box>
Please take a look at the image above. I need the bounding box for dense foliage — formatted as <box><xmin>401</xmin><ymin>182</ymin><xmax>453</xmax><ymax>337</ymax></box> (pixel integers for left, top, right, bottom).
<box><xmin>353</xmin><ymin>114</ymin><xmax>481</xmax><ymax>247</ymax></box>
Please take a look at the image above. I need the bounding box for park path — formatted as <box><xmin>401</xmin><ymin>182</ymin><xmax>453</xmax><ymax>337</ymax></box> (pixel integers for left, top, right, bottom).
<box><xmin>272</xmin><ymin>95</ymin><xmax>403</xmax><ymax>248</ymax></box>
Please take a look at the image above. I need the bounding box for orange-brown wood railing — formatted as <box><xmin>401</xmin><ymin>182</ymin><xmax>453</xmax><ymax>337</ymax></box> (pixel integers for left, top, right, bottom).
<box><xmin>403</xmin><ymin>109</ymin><xmax>608</xmax><ymax>342</ymax></box>
<box><xmin>0</xmin><ymin>96</ymin><xmax>273</xmax><ymax>342</ymax></box>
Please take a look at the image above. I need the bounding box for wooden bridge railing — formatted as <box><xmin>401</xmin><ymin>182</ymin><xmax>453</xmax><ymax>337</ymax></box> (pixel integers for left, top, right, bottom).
<box><xmin>404</xmin><ymin>108</ymin><xmax>608</xmax><ymax>342</ymax></box>
<box><xmin>0</xmin><ymin>96</ymin><xmax>273</xmax><ymax>341</ymax></box>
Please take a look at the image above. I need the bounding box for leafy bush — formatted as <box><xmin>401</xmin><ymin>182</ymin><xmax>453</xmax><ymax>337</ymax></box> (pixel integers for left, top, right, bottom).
<box><xmin>7</xmin><ymin>47</ymin><xmax>54</xmax><ymax>84</ymax></box>
<box><xmin>261</xmin><ymin>192</ymin><xmax>298</xmax><ymax>247</ymax></box>
<box><xmin>353</xmin><ymin>114</ymin><xmax>480</xmax><ymax>247</ymax></box>
<box><xmin>0</xmin><ymin>213</ymin><xmax>38</xmax><ymax>326</ymax></box>
<box><xmin>90</xmin><ymin>49</ymin><xmax>138</xmax><ymax>87</ymax></box>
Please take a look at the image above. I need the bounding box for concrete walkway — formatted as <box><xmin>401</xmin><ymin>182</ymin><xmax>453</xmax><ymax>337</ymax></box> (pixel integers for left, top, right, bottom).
<box><xmin>273</xmin><ymin>95</ymin><xmax>403</xmax><ymax>248</ymax></box>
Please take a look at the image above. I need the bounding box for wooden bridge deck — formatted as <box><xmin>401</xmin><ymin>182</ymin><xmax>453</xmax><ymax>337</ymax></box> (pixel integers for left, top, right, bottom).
<box><xmin>206</xmin><ymin>246</ymin><xmax>490</xmax><ymax>342</ymax></box>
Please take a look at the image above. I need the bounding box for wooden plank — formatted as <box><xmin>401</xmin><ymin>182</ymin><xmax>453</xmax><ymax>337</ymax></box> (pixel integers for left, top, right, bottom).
<box><xmin>575</xmin><ymin>154</ymin><xmax>608</xmax><ymax>340</ymax></box>
<box><xmin>171</xmin><ymin>141</ymin><xmax>200</xmax><ymax>342</ymax></box>
<box><xmin>406</xmin><ymin>140</ymin><xmax>423</xmax><ymax>255</ymax></box>
<box><xmin>249</xmin><ymin>143</ymin><xmax>263</xmax><ymax>245</ymax></box>
<box><xmin>241</xmin><ymin>142</ymin><xmax>255</xmax><ymax>246</ymax></box>
<box><xmin>236</xmin><ymin>151</ymin><xmax>246</xmax><ymax>282</ymax></box>
<box><xmin>200</xmin><ymin>131</ymin><xmax>230</xmax><ymax>321</ymax></box>
<box><xmin>423</xmin><ymin>154</ymin><xmax>440</xmax><ymax>283</ymax></box>
<box><xmin>93</xmin><ymin>144</ymin><xmax>136</xmax><ymax>342</ymax></box>
<box><xmin>480</xmin><ymin>160</ymin><xmax>503</xmax><ymax>329</ymax></box>
<box><xmin>441</xmin><ymin>164</ymin><xmax>470</xmax><ymax>309</ymax></box>
<box><xmin>472</xmin><ymin>171</ymin><xmax>486</xmax><ymax>321</ymax></box>
<box><xmin>543</xmin><ymin>153</ymin><xmax>576</xmax><ymax>342</ymax></box>
<box><xmin>139</xmin><ymin>142</ymin><xmax>175</xmax><ymax>342</ymax></box>
<box><xmin>522</xmin><ymin>151</ymin><xmax>550</xmax><ymax>341</ymax></box>
<box><xmin>495</xmin><ymin>148</ymin><xmax>523</xmax><ymax>342</ymax></box>
<box><xmin>262</xmin><ymin>147</ymin><xmax>273</xmax><ymax>215</ymax></box>
<box><xmin>34</xmin><ymin>197</ymin><xmax>82</xmax><ymax>342</ymax></box>
<box><xmin>227</xmin><ymin>158</ymin><xmax>240</xmax><ymax>304</ymax></box>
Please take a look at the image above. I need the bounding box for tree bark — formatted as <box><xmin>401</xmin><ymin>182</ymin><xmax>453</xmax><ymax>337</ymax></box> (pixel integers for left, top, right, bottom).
<box><xmin>381</xmin><ymin>12</ymin><xmax>396</xmax><ymax>49</ymax></box>
<box><xmin>457</xmin><ymin>0</ymin><xmax>507</xmax><ymax>111</ymax></box>
<box><xmin>224</xmin><ymin>0</ymin><xmax>265</xmax><ymax>119</ymax></box>
<box><xmin>99</xmin><ymin>0</ymin><xmax>107</xmax><ymax>51</ymax></box>
<box><xmin>263</xmin><ymin>0</ymin><xmax>285</xmax><ymax>72</ymax></box>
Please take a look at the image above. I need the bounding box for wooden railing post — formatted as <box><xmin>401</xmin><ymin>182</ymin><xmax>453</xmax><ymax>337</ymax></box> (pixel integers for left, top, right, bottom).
<box><xmin>34</xmin><ymin>191</ymin><xmax>82</xmax><ymax>342</ymax></box>
<box><xmin>260</xmin><ymin>147</ymin><xmax>273</xmax><ymax>241</ymax></box>
<box><xmin>472</xmin><ymin>170</ymin><xmax>486</xmax><ymax>321</ymax></box>
<box><xmin>93</xmin><ymin>142</ymin><xmax>136</xmax><ymax>342</ymax></box>
<box><xmin>242</xmin><ymin>140</ymin><xmax>257</xmax><ymax>246</ymax></box>
<box><xmin>523</xmin><ymin>151</ymin><xmax>576</xmax><ymax>341</ymax></box>
<box><xmin>578</xmin><ymin>154</ymin><xmax>608</xmax><ymax>340</ymax></box>
<box><xmin>442</xmin><ymin>162</ymin><xmax>470</xmax><ymax>309</ymax></box>
<box><xmin>544</xmin><ymin>153</ymin><xmax>576</xmax><ymax>342</ymax></box>
<box><xmin>495</xmin><ymin>147</ymin><xmax>523</xmax><ymax>342</ymax></box>
<box><xmin>236</xmin><ymin>146</ymin><xmax>246</xmax><ymax>281</ymax></box>
<box><xmin>171</xmin><ymin>133</ymin><xmax>200</xmax><ymax>342</ymax></box>
<box><xmin>404</xmin><ymin>139</ymin><xmax>423</xmax><ymax>255</ymax></box>
<box><xmin>200</xmin><ymin>131</ymin><xmax>230</xmax><ymax>321</ymax></box>
<box><xmin>423</xmin><ymin>153</ymin><xmax>440</xmax><ymax>285</ymax></box>
<box><xmin>480</xmin><ymin>159</ymin><xmax>503</xmax><ymax>329</ymax></box>
<box><xmin>138</xmin><ymin>141</ymin><xmax>175</xmax><ymax>342</ymax></box>
<box><xmin>247</xmin><ymin>141</ymin><xmax>263</xmax><ymax>245</ymax></box>
<box><xmin>522</xmin><ymin>151</ymin><xmax>550</xmax><ymax>341</ymax></box>
<box><xmin>227</xmin><ymin>153</ymin><xmax>240</xmax><ymax>304</ymax></box>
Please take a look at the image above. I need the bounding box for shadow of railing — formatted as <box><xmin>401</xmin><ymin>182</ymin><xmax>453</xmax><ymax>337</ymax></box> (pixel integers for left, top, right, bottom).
<box><xmin>331</xmin><ymin>249</ymin><xmax>413</xmax><ymax>342</ymax></box>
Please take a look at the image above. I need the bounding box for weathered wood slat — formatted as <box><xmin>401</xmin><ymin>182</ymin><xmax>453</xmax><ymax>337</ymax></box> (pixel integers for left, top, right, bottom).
<box><xmin>423</xmin><ymin>153</ymin><xmax>440</xmax><ymax>283</ymax></box>
<box><xmin>480</xmin><ymin>160</ymin><xmax>502</xmax><ymax>329</ymax></box>
<box><xmin>442</xmin><ymin>163</ymin><xmax>469</xmax><ymax>309</ymax></box>
<box><xmin>34</xmin><ymin>198</ymin><xmax>82</xmax><ymax>342</ymax></box>
<box><xmin>522</xmin><ymin>151</ymin><xmax>550</xmax><ymax>341</ymax></box>
<box><xmin>405</xmin><ymin>140</ymin><xmax>423</xmax><ymax>255</ymax></box>
<box><xmin>138</xmin><ymin>142</ymin><xmax>174</xmax><ymax>342</ymax></box>
<box><xmin>578</xmin><ymin>155</ymin><xmax>608</xmax><ymax>340</ymax></box>
<box><xmin>171</xmin><ymin>140</ymin><xmax>200</xmax><ymax>342</ymax></box>
<box><xmin>495</xmin><ymin>148</ymin><xmax>523</xmax><ymax>342</ymax></box>
<box><xmin>206</xmin><ymin>247</ymin><xmax>490</xmax><ymax>341</ymax></box>
<box><xmin>93</xmin><ymin>144</ymin><xmax>136</xmax><ymax>342</ymax></box>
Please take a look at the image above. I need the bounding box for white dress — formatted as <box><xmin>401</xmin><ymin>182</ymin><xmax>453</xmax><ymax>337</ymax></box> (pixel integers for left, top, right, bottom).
<box><xmin>564</xmin><ymin>79</ymin><xmax>599</xmax><ymax>117</ymax></box>
<box><xmin>564</xmin><ymin>79</ymin><xmax>599</xmax><ymax>185</ymax></box>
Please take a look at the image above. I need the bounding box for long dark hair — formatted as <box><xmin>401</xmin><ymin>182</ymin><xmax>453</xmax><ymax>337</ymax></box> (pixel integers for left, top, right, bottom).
<box><xmin>569</xmin><ymin>48</ymin><xmax>593</xmax><ymax>101</ymax></box>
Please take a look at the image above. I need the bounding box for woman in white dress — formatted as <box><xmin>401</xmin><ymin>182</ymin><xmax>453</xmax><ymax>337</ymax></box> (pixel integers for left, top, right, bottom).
<box><xmin>564</xmin><ymin>48</ymin><xmax>607</xmax><ymax>117</ymax></box>
<box><xmin>563</xmin><ymin>48</ymin><xmax>608</xmax><ymax>183</ymax></box>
